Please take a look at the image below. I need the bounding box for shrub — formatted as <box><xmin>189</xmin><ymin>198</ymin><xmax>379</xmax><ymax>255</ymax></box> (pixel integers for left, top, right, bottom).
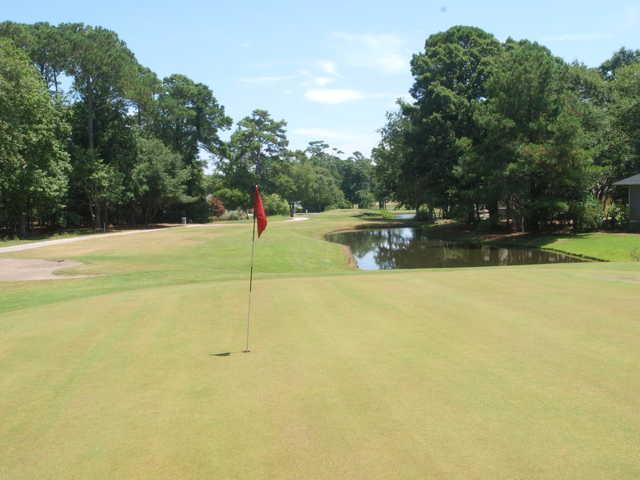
<box><xmin>604</xmin><ymin>203</ymin><xmax>629</xmax><ymax>229</ymax></box>
<box><xmin>207</xmin><ymin>196</ymin><xmax>225</xmax><ymax>218</ymax></box>
<box><xmin>214</xmin><ymin>188</ymin><xmax>250</xmax><ymax>210</ymax></box>
<box><xmin>220</xmin><ymin>209</ymin><xmax>248</xmax><ymax>221</ymax></box>
<box><xmin>355</xmin><ymin>190</ymin><xmax>375</xmax><ymax>209</ymax></box>
<box><xmin>415</xmin><ymin>205</ymin><xmax>434</xmax><ymax>222</ymax></box>
<box><xmin>262</xmin><ymin>193</ymin><xmax>289</xmax><ymax>216</ymax></box>
<box><xmin>379</xmin><ymin>209</ymin><xmax>395</xmax><ymax>220</ymax></box>
<box><xmin>571</xmin><ymin>195</ymin><xmax>602</xmax><ymax>231</ymax></box>
<box><xmin>328</xmin><ymin>198</ymin><xmax>352</xmax><ymax>210</ymax></box>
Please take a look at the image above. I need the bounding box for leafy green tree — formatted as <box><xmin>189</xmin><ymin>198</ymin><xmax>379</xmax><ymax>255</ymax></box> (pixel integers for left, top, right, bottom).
<box><xmin>305</xmin><ymin>141</ymin><xmax>344</xmax><ymax>183</ymax></box>
<box><xmin>608</xmin><ymin>63</ymin><xmax>640</xmax><ymax>179</ymax></box>
<box><xmin>372</xmin><ymin>110</ymin><xmax>409</xmax><ymax>208</ymax></box>
<box><xmin>339</xmin><ymin>152</ymin><xmax>373</xmax><ymax>207</ymax></box>
<box><xmin>262</xmin><ymin>193</ymin><xmax>290</xmax><ymax>216</ymax></box>
<box><xmin>0</xmin><ymin>39</ymin><xmax>70</xmax><ymax>234</ymax></box>
<box><xmin>476</xmin><ymin>40</ymin><xmax>592</xmax><ymax>231</ymax></box>
<box><xmin>71</xmin><ymin>151</ymin><xmax>124</xmax><ymax>229</ymax></box>
<box><xmin>61</xmin><ymin>24</ymin><xmax>139</xmax><ymax>152</ymax></box>
<box><xmin>211</xmin><ymin>187</ymin><xmax>250</xmax><ymax>211</ymax></box>
<box><xmin>131</xmin><ymin>135</ymin><xmax>186</xmax><ymax>224</ymax></box>
<box><xmin>155</xmin><ymin>74</ymin><xmax>231</xmax><ymax>164</ymax></box>
<box><xmin>221</xmin><ymin>109</ymin><xmax>289</xmax><ymax>195</ymax></box>
<box><xmin>0</xmin><ymin>22</ymin><xmax>69</xmax><ymax>95</ymax></box>
<box><xmin>289</xmin><ymin>156</ymin><xmax>346</xmax><ymax>211</ymax></box>
<box><xmin>406</xmin><ymin>26</ymin><xmax>501</xmax><ymax>214</ymax></box>
<box><xmin>599</xmin><ymin>47</ymin><xmax>640</xmax><ymax>79</ymax></box>
<box><xmin>151</xmin><ymin>74</ymin><xmax>231</xmax><ymax>219</ymax></box>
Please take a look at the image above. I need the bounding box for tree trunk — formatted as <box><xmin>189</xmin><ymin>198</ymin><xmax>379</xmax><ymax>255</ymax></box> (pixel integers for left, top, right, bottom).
<box><xmin>19</xmin><ymin>214</ymin><xmax>26</xmax><ymax>236</ymax></box>
<box><xmin>488</xmin><ymin>200</ymin><xmax>499</xmax><ymax>227</ymax></box>
<box><xmin>87</xmin><ymin>90</ymin><xmax>95</xmax><ymax>152</ymax></box>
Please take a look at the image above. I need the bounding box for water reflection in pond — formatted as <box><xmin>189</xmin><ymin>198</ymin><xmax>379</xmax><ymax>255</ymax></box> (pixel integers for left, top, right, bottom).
<box><xmin>326</xmin><ymin>227</ymin><xmax>584</xmax><ymax>270</ymax></box>
<box><xmin>393</xmin><ymin>213</ymin><xmax>415</xmax><ymax>220</ymax></box>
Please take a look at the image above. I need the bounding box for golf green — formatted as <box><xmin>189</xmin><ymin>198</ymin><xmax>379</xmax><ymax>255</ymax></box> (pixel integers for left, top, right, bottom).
<box><xmin>1</xmin><ymin>211</ymin><xmax>639</xmax><ymax>479</ymax></box>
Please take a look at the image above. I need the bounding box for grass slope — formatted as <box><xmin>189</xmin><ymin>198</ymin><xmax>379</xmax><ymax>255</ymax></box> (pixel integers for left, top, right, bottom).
<box><xmin>1</xmin><ymin>210</ymin><xmax>639</xmax><ymax>479</ymax></box>
<box><xmin>504</xmin><ymin>232</ymin><xmax>640</xmax><ymax>262</ymax></box>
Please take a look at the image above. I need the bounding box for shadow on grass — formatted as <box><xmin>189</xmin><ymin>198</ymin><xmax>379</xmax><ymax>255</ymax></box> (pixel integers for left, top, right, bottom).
<box><xmin>210</xmin><ymin>351</ymin><xmax>253</xmax><ymax>357</ymax></box>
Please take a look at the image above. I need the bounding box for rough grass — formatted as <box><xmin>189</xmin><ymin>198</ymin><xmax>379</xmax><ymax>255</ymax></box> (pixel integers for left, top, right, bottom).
<box><xmin>1</xmin><ymin>210</ymin><xmax>639</xmax><ymax>479</ymax></box>
<box><xmin>0</xmin><ymin>229</ymin><xmax>95</xmax><ymax>247</ymax></box>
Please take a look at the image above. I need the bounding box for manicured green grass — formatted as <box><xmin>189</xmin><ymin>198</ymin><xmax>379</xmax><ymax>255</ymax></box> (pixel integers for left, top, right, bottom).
<box><xmin>504</xmin><ymin>232</ymin><xmax>640</xmax><ymax>262</ymax></box>
<box><xmin>1</xmin><ymin>210</ymin><xmax>639</xmax><ymax>479</ymax></box>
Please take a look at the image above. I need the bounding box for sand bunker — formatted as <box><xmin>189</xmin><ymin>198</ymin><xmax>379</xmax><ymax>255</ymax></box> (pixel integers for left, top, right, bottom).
<box><xmin>0</xmin><ymin>258</ymin><xmax>83</xmax><ymax>281</ymax></box>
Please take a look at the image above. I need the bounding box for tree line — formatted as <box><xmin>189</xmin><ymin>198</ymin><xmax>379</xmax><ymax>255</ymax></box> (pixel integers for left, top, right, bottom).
<box><xmin>3</xmin><ymin>23</ymin><xmax>639</xmax><ymax>236</ymax></box>
<box><xmin>373</xmin><ymin>26</ymin><xmax>640</xmax><ymax>231</ymax></box>
<box><xmin>0</xmin><ymin>22</ymin><xmax>375</xmax><ymax>235</ymax></box>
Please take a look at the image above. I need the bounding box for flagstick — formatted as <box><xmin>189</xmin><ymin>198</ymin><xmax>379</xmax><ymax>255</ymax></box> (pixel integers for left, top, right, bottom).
<box><xmin>244</xmin><ymin>211</ymin><xmax>257</xmax><ymax>353</ymax></box>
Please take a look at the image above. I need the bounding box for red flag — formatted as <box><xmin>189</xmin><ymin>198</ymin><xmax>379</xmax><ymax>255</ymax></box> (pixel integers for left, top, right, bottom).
<box><xmin>253</xmin><ymin>185</ymin><xmax>267</xmax><ymax>237</ymax></box>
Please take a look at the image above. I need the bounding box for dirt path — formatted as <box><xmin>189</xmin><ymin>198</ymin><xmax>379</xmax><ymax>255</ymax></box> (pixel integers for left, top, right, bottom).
<box><xmin>0</xmin><ymin>259</ymin><xmax>83</xmax><ymax>281</ymax></box>
<box><xmin>0</xmin><ymin>227</ymin><xmax>176</xmax><ymax>254</ymax></box>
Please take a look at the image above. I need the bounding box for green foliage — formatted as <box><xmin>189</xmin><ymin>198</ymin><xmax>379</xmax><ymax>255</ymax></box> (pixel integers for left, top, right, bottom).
<box><xmin>375</xmin><ymin>26</ymin><xmax>640</xmax><ymax>233</ymax></box>
<box><xmin>220</xmin><ymin>109</ymin><xmax>289</xmax><ymax>194</ymax></box>
<box><xmin>289</xmin><ymin>154</ymin><xmax>346</xmax><ymax>211</ymax></box>
<box><xmin>262</xmin><ymin>193</ymin><xmax>289</xmax><ymax>216</ymax></box>
<box><xmin>213</xmin><ymin>187</ymin><xmax>250</xmax><ymax>210</ymax></box>
<box><xmin>0</xmin><ymin>39</ymin><xmax>70</xmax><ymax>234</ymax></box>
<box><xmin>415</xmin><ymin>205</ymin><xmax>435</xmax><ymax>222</ymax></box>
<box><xmin>2</xmin><ymin>20</ymin><xmax>638</xmax><ymax>236</ymax></box>
<box><xmin>339</xmin><ymin>152</ymin><xmax>373</xmax><ymax>206</ymax></box>
<box><xmin>404</xmin><ymin>26</ymin><xmax>501</xmax><ymax>211</ymax></box>
<box><xmin>0</xmin><ymin>22</ymin><xmax>231</xmax><ymax>230</ymax></box>
<box><xmin>372</xmin><ymin>111</ymin><xmax>407</xmax><ymax>206</ymax></box>
<box><xmin>570</xmin><ymin>195</ymin><xmax>603</xmax><ymax>231</ymax></box>
<box><xmin>604</xmin><ymin>203</ymin><xmax>629</xmax><ymax>228</ymax></box>
<box><xmin>0</xmin><ymin>21</ymin><xmax>376</xmax><ymax>231</ymax></box>
<box><xmin>599</xmin><ymin>47</ymin><xmax>640</xmax><ymax>79</ymax></box>
<box><xmin>131</xmin><ymin>135</ymin><xmax>186</xmax><ymax>224</ymax></box>
<box><xmin>354</xmin><ymin>189</ymin><xmax>375</xmax><ymax>209</ymax></box>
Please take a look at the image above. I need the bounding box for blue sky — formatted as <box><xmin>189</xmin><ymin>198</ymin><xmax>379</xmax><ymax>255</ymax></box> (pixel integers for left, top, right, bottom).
<box><xmin>4</xmin><ymin>0</ymin><xmax>640</xmax><ymax>156</ymax></box>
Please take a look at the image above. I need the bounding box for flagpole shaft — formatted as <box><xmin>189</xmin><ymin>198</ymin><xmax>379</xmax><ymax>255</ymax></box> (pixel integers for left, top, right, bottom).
<box><xmin>244</xmin><ymin>212</ymin><xmax>257</xmax><ymax>352</ymax></box>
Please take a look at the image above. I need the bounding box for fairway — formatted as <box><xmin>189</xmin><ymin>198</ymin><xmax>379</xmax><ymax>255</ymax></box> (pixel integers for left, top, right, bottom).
<box><xmin>1</xmin><ymin>212</ymin><xmax>639</xmax><ymax>479</ymax></box>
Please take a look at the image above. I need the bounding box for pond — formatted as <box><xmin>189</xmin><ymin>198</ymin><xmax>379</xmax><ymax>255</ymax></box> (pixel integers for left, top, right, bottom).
<box><xmin>326</xmin><ymin>227</ymin><xmax>585</xmax><ymax>270</ymax></box>
<box><xmin>393</xmin><ymin>213</ymin><xmax>415</xmax><ymax>220</ymax></box>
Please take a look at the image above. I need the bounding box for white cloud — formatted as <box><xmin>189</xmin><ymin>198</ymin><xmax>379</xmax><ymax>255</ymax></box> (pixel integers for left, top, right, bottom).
<box><xmin>331</xmin><ymin>32</ymin><xmax>408</xmax><ymax>74</ymax></box>
<box><xmin>241</xmin><ymin>63</ymin><xmax>339</xmax><ymax>89</ymax></box>
<box><xmin>239</xmin><ymin>74</ymin><xmax>297</xmax><ymax>84</ymax></box>
<box><xmin>317</xmin><ymin>60</ymin><xmax>338</xmax><ymax>75</ymax></box>
<box><xmin>304</xmin><ymin>88</ymin><xmax>400</xmax><ymax>105</ymax></box>
<box><xmin>541</xmin><ymin>33</ymin><xmax>614</xmax><ymax>42</ymax></box>
<box><xmin>312</xmin><ymin>76</ymin><xmax>335</xmax><ymax>87</ymax></box>
<box><xmin>304</xmin><ymin>88</ymin><xmax>366</xmax><ymax>104</ymax></box>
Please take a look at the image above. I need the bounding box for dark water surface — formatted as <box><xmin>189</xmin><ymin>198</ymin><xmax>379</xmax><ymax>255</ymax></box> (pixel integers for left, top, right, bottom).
<box><xmin>326</xmin><ymin>227</ymin><xmax>585</xmax><ymax>270</ymax></box>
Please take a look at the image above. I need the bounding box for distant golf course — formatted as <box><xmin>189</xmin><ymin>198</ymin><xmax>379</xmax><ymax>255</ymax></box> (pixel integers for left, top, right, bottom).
<box><xmin>0</xmin><ymin>210</ymin><xmax>638</xmax><ymax>479</ymax></box>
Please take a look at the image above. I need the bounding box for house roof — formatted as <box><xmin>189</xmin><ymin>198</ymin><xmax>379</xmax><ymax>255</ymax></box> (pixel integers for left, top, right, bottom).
<box><xmin>613</xmin><ymin>173</ymin><xmax>640</xmax><ymax>186</ymax></box>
